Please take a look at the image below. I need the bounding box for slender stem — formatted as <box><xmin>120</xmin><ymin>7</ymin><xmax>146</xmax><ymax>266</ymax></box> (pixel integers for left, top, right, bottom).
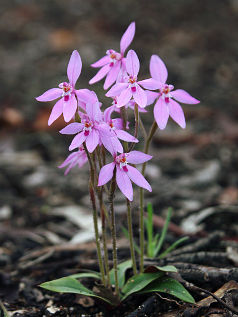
<box><xmin>126</xmin><ymin>198</ymin><xmax>137</xmax><ymax>275</ymax></box>
<box><xmin>139</xmin><ymin>115</ymin><xmax>147</xmax><ymax>140</ymax></box>
<box><xmin>109</xmin><ymin>172</ymin><xmax>119</xmax><ymax>296</ymax></box>
<box><xmin>120</xmin><ymin>106</ymin><xmax>129</xmax><ymax>152</ymax></box>
<box><xmin>83</xmin><ymin>143</ymin><xmax>106</xmax><ymax>286</ymax></box>
<box><xmin>128</xmin><ymin>104</ymin><xmax>139</xmax><ymax>152</ymax></box>
<box><xmin>139</xmin><ymin>120</ymin><xmax>158</xmax><ymax>273</ymax></box>
<box><xmin>99</xmin><ymin>187</ymin><xmax>110</xmax><ymax>287</ymax></box>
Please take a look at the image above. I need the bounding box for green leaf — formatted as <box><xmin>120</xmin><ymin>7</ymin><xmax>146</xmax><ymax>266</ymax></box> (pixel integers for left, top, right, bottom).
<box><xmin>153</xmin><ymin>265</ymin><xmax>178</xmax><ymax>273</ymax></box>
<box><xmin>69</xmin><ymin>272</ymin><xmax>101</xmax><ymax>280</ymax></box>
<box><xmin>109</xmin><ymin>260</ymin><xmax>132</xmax><ymax>289</ymax></box>
<box><xmin>121</xmin><ymin>272</ymin><xmax>163</xmax><ymax>300</ymax></box>
<box><xmin>139</xmin><ymin>276</ymin><xmax>195</xmax><ymax>303</ymax></box>
<box><xmin>154</xmin><ymin>207</ymin><xmax>172</xmax><ymax>257</ymax></box>
<box><xmin>159</xmin><ymin>236</ymin><xmax>189</xmax><ymax>259</ymax></box>
<box><xmin>40</xmin><ymin>277</ymin><xmax>112</xmax><ymax>304</ymax></box>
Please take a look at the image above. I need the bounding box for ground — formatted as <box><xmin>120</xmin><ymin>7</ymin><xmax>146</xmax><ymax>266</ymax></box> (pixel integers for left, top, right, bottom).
<box><xmin>0</xmin><ymin>1</ymin><xmax>238</xmax><ymax>316</ymax></box>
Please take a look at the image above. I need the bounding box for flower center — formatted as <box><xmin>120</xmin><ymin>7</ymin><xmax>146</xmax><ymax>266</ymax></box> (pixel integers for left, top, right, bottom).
<box><xmin>83</xmin><ymin>120</ymin><xmax>93</xmax><ymax>136</ymax></box>
<box><xmin>59</xmin><ymin>82</ymin><xmax>73</xmax><ymax>101</ymax></box>
<box><xmin>106</xmin><ymin>49</ymin><xmax>122</xmax><ymax>67</ymax></box>
<box><xmin>116</xmin><ymin>153</ymin><xmax>128</xmax><ymax>172</ymax></box>
<box><xmin>160</xmin><ymin>84</ymin><xmax>173</xmax><ymax>103</ymax></box>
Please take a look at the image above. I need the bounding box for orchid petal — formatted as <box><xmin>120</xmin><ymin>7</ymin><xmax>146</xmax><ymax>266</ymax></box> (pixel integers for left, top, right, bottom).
<box><xmin>67</xmin><ymin>50</ymin><xmax>82</xmax><ymax>87</ymax></box>
<box><xmin>76</xmin><ymin>89</ymin><xmax>98</xmax><ymax>104</ymax></box>
<box><xmin>104</xmin><ymin>61</ymin><xmax>121</xmax><ymax>90</ymax></box>
<box><xmin>116</xmin><ymin>165</ymin><xmax>133</xmax><ymax>201</ymax></box>
<box><xmin>101</xmin><ymin>134</ymin><xmax>123</xmax><ymax>155</ymax></box>
<box><xmin>60</xmin><ymin>122</ymin><xmax>84</xmax><ymax>135</ymax></box>
<box><xmin>63</xmin><ymin>94</ymin><xmax>78</xmax><ymax>122</ymax></box>
<box><xmin>91</xmin><ymin>55</ymin><xmax>110</xmax><ymax>68</ymax></box>
<box><xmin>86</xmin><ymin>101</ymin><xmax>102</xmax><ymax>122</ymax></box>
<box><xmin>115</xmin><ymin>130</ymin><xmax>138</xmax><ymax>143</ymax></box>
<box><xmin>112</xmin><ymin>118</ymin><xmax>123</xmax><ymax>130</ymax></box>
<box><xmin>133</xmin><ymin>84</ymin><xmax>147</xmax><ymax>108</ymax></box>
<box><xmin>117</xmin><ymin>87</ymin><xmax>132</xmax><ymax>107</ymax></box>
<box><xmin>89</xmin><ymin>64</ymin><xmax>111</xmax><ymax>85</ymax></box>
<box><xmin>146</xmin><ymin>91</ymin><xmax>159</xmax><ymax>105</ymax></box>
<box><xmin>48</xmin><ymin>98</ymin><xmax>63</xmax><ymax>125</ymax></box>
<box><xmin>103</xmin><ymin>105</ymin><xmax>115</xmax><ymax>122</ymax></box>
<box><xmin>171</xmin><ymin>89</ymin><xmax>200</xmax><ymax>104</ymax></box>
<box><xmin>69</xmin><ymin>132</ymin><xmax>86</xmax><ymax>151</ymax></box>
<box><xmin>127</xmin><ymin>165</ymin><xmax>152</xmax><ymax>192</ymax></box>
<box><xmin>86</xmin><ymin>129</ymin><xmax>99</xmax><ymax>153</ymax></box>
<box><xmin>138</xmin><ymin>78</ymin><xmax>160</xmax><ymax>90</ymax></box>
<box><xmin>58</xmin><ymin>152</ymin><xmax>79</xmax><ymax>168</ymax></box>
<box><xmin>150</xmin><ymin>55</ymin><xmax>168</xmax><ymax>84</ymax></box>
<box><xmin>154</xmin><ymin>98</ymin><xmax>169</xmax><ymax>130</ymax></box>
<box><xmin>36</xmin><ymin>88</ymin><xmax>62</xmax><ymax>102</ymax></box>
<box><xmin>168</xmin><ymin>99</ymin><xmax>186</xmax><ymax>129</ymax></box>
<box><xmin>126</xmin><ymin>151</ymin><xmax>152</xmax><ymax>164</ymax></box>
<box><xmin>98</xmin><ymin>162</ymin><xmax>115</xmax><ymax>186</ymax></box>
<box><xmin>120</xmin><ymin>22</ymin><xmax>136</xmax><ymax>55</ymax></box>
<box><xmin>106</xmin><ymin>83</ymin><xmax>128</xmax><ymax>97</ymax></box>
<box><xmin>126</xmin><ymin>50</ymin><xmax>140</xmax><ymax>77</ymax></box>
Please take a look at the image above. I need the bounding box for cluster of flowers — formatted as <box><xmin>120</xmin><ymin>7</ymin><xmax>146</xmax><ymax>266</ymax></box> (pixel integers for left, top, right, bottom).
<box><xmin>36</xmin><ymin>22</ymin><xmax>199</xmax><ymax>201</ymax></box>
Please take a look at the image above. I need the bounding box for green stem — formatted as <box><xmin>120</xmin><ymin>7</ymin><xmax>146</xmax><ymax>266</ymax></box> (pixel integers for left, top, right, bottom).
<box><xmin>109</xmin><ymin>172</ymin><xmax>119</xmax><ymax>296</ymax></box>
<box><xmin>83</xmin><ymin>143</ymin><xmax>106</xmax><ymax>286</ymax></box>
<box><xmin>126</xmin><ymin>198</ymin><xmax>137</xmax><ymax>275</ymax></box>
<box><xmin>139</xmin><ymin>120</ymin><xmax>158</xmax><ymax>273</ymax></box>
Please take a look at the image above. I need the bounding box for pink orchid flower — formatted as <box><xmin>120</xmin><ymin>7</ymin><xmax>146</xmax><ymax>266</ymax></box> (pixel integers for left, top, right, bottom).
<box><xmin>36</xmin><ymin>50</ymin><xmax>88</xmax><ymax>125</ymax></box>
<box><xmin>98</xmin><ymin>151</ymin><xmax>152</xmax><ymax>201</ymax></box>
<box><xmin>58</xmin><ymin>146</ymin><xmax>87</xmax><ymax>175</ymax></box>
<box><xmin>89</xmin><ymin>22</ymin><xmax>135</xmax><ymax>90</ymax></box>
<box><xmin>149</xmin><ymin>55</ymin><xmax>200</xmax><ymax>129</ymax></box>
<box><xmin>60</xmin><ymin>101</ymin><xmax>123</xmax><ymax>155</ymax></box>
<box><xmin>106</xmin><ymin>50</ymin><xmax>152</xmax><ymax>108</ymax></box>
<box><xmin>103</xmin><ymin>106</ymin><xmax>138</xmax><ymax>143</ymax></box>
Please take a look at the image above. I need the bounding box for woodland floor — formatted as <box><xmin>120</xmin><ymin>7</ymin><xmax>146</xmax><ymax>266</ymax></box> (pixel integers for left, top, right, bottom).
<box><xmin>1</xmin><ymin>0</ymin><xmax>238</xmax><ymax>316</ymax></box>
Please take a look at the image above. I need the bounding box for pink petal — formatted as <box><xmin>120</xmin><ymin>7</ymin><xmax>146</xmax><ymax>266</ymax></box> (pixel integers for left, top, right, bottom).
<box><xmin>58</xmin><ymin>152</ymin><xmax>78</xmax><ymax>168</ymax></box>
<box><xmin>154</xmin><ymin>98</ymin><xmax>169</xmax><ymax>130</ymax></box>
<box><xmin>69</xmin><ymin>132</ymin><xmax>86</xmax><ymax>151</ymax></box>
<box><xmin>127</xmin><ymin>165</ymin><xmax>152</xmax><ymax>192</ymax></box>
<box><xmin>120</xmin><ymin>22</ymin><xmax>136</xmax><ymax>55</ymax></box>
<box><xmin>112</xmin><ymin>118</ymin><xmax>123</xmax><ymax>130</ymax></box>
<box><xmin>115</xmin><ymin>130</ymin><xmax>138</xmax><ymax>143</ymax></box>
<box><xmin>36</xmin><ymin>88</ymin><xmax>62</xmax><ymax>102</ymax></box>
<box><xmin>103</xmin><ymin>105</ymin><xmax>115</xmax><ymax>122</ymax></box>
<box><xmin>76</xmin><ymin>89</ymin><xmax>98</xmax><ymax>104</ymax></box>
<box><xmin>126</xmin><ymin>50</ymin><xmax>140</xmax><ymax>77</ymax></box>
<box><xmin>48</xmin><ymin>98</ymin><xmax>63</xmax><ymax>125</ymax></box>
<box><xmin>138</xmin><ymin>78</ymin><xmax>160</xmax><ymax>90</ymax></box>
<box><xmin>168</xmin><ymin>99</ymin><xmax>186</xmax><ymax>129</ymax></box>
<box><xmin>86</xmin><ymin>101</ymin><xmax>102</xmax><ymax>122</ymax></box>
<box><xmin>126</xmin><ymin>151</ymin><xmax>152</xmax><ymax>164</ymax></box>
<box><xmin>146</xmin><ymin>91</ymin><xmax>159</xmax><ymax>105</ymax></box>
<box><xmin>89</xmin><ymin>64</ymin><xmax>111</xmax><ymax>85</ymax></box>
<box><xmin>67</xmin><ymin>50</ymin><xmax>82</xmax><ymax>87</ymax></box>
<box><xmin>104</xmin><ymin>61</ymin><xmax>121</xmax><ymax>90</ymax></box>
<box><xmin>91</xmin><ymin>55</ymin><xmax>110</xmax><ymax>68</ymax></box>
<box><xmin>150</xmin><ymin>55</ymin><xmax>168</xmax><ymax>84</ymax></box>
<box><xmin>100</xmin><ymin>134</ymin><xmax>123</xmax><ymax>155</ymax></box>
<box><xmin>116</xmin><ymin>165</ymin><xmax>133</xmax><ymax>201</ymax></box>
<box><xmin>170</xmin><ymin>89</ymin><xmax>200</xmax><ymax>104</ymax></box>
<box><xmin>60</xmin><ymin>122</ymin><xmax>84</xmax><ymax>134</ymax></box>
<box><xmin>63</xmin><ymin>94</ymin><xmax>78</xmax><ymax>122</ymax></box>
<box><xmin>98</xmin><ymin>162</ymin><xmax>115</xmax><ymax>186</ymax></box>
<box><xmin>117</xmin><ymin>87</ymin><xmax>132</xmax><ymax>107</ymax></box>
<box><xmin>133</xmin><ymin>84</ymin><xmax>147</xmax><ymax>108</ymax></box>
<box><xmin>106</xmin><ymin>83</ymin><xmax>129</xmax><ymax>97</ymax></box>
<box><xmin>86</xmin><ymin>129</ymin><xmax>99</xmax><ymax>153</ymax></box>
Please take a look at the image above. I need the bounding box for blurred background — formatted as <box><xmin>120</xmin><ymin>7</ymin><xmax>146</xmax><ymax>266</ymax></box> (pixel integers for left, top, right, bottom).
<box><xmin>0</xmin><ymin>0</ymin><xmax>238</xmax><ymax>251</ymax></box>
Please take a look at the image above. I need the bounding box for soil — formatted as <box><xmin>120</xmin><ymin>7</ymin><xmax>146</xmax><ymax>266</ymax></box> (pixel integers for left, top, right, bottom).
<box><xmin>1</xmin><ymin>1</ymin><xmax>238</xmax><ymax>316</ymax></box>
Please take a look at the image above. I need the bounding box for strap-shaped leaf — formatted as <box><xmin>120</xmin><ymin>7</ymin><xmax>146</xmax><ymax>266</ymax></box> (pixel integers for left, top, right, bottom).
<box><xmin>139</xmin><ymin>276</ymin><xmax>195</xmax><ymax>303</ymax></box>
<box><xmin>69</xmin><ymin>272</ymin><xmax>101</xmax><ymax>279</ymax></box>
<box><xmin>109</xmin><ymin>259</ymin><xmax>132</xmax><ymax>289</ymax></box>
<box><xmin>121</xmin><ymin>272</ymin><xmax>163</xmax><ymax>300</ymax></box>
<box><xmin>145</xmin><ymin>265</ymin><xmax>177</xmax><ymax>273</ymax></box>
<box><xmin>40</xmin><ymin>277</ymin><xmax>112</xmax><ymax>304</ymax></box>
